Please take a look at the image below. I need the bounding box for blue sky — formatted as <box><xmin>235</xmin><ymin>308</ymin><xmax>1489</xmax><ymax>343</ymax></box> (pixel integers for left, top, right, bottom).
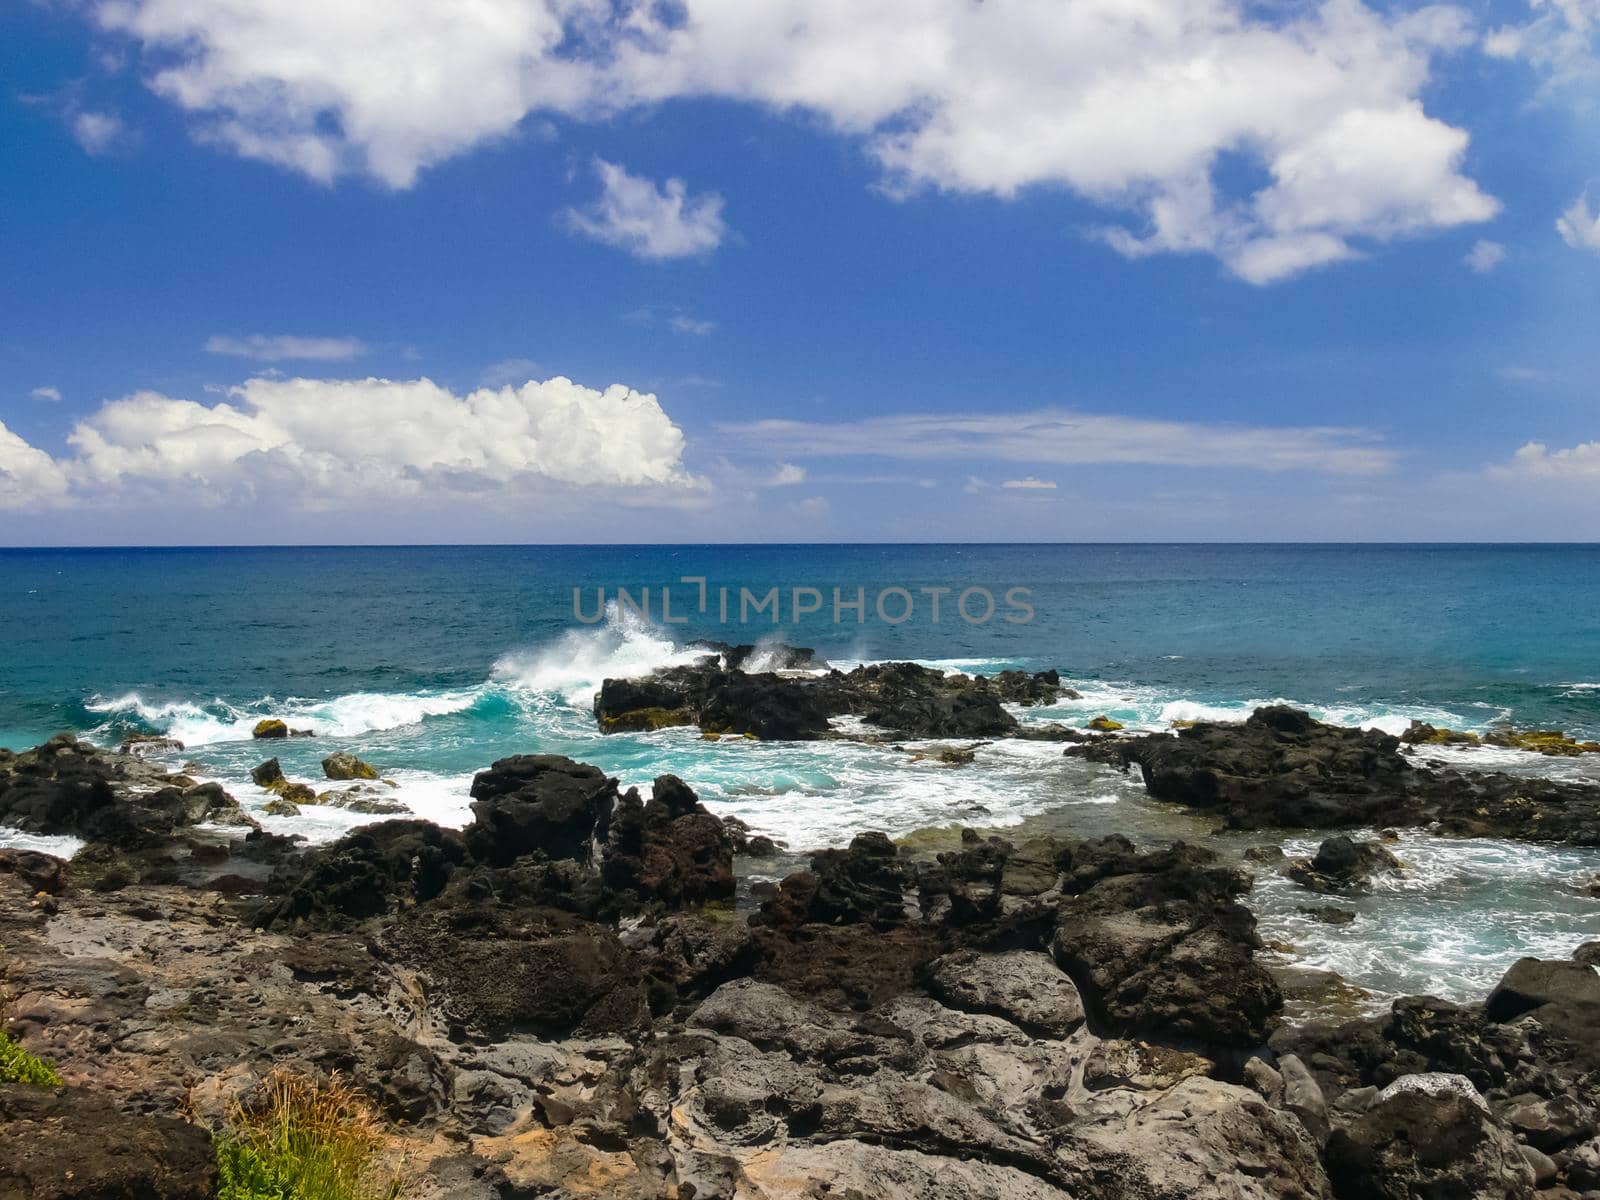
<box><xmin>1</xmin><ymin>0</ymin><xmax>1598</xmax><ymax>543</ymax></box>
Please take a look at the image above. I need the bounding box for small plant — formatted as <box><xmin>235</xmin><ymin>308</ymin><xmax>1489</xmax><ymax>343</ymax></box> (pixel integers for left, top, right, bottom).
<box><xmin>0</xmin><ymin>1028</ymin><xmax>62</xmax><ymax>1086</ymax></box>
<box><xmin>215</xmin><ymin>1070</ymin><xmax>396</xmax><ymax>1200</ymax></box>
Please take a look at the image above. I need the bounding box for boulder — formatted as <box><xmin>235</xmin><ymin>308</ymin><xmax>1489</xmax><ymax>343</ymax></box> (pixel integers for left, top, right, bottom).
<box><xmin>322</xmin><ymin>751</ymin><xmax>379</xmax><ymax>780</ymax></box>
<box><xmin>1051</xmin><ymin>852</ymin><xmax>1281</xmax><ymax>1047</ymax></box>
<box><xmin>0</xmin><ymin>848</ymin><xmax>67</xmax><ymax>895</ymax></box>
<box><xmin>465</xmin><ymin>755</ymin><xmax>617</xmax><ymax>866</ymax></box>
<box><xmin>925</xmin><ymin>949</ymin><xmax>1085</xmax><ymax>1038</ymax></box>
<box><xmin>1324</xmin><ymin>1080</ymin><xmax>1535</xmax><ymax>1200</ymax></box>
<box><xmin>251</xmin><ymin>718</ymin><xmax>288</xmax><ymax>739</ymax></box>
<box><xmin>1285</xmin><ymin>836</ymin><xmax>1401</xmax><ymax>894</ymax></box>
<box><xmin>250</xmin><ymin>757</ymin><xmax>284</xmax><ymax>787</ymax></box>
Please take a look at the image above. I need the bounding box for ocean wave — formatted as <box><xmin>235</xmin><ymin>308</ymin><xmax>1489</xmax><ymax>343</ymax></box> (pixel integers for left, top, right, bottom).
<box><xmin>85</xmin><ymin>687</ymin><xmax>483</xmax><ymax>747</ymax></box>
<box><xmin>490</xmin><ymin>602</ymin><xmax>708</xmax><ymax>709</ymax></box>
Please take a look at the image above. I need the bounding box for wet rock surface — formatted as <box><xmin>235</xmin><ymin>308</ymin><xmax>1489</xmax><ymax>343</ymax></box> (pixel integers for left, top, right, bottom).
<box><xmin>1105</xmin><ymin>705</ymin><xmax>1600</xmax><ymax>844</ymax></box>
<box><xmin>593</xmin><ymin>655</ymin><xmax>1070</xmax><ymax>741</ymax></box>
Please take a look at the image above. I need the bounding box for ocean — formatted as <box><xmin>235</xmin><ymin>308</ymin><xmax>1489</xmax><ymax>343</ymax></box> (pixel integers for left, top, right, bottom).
<box><xmin>3</xmin><ymin>543</ymin><xmax>1599</xmax><ymax>1008</ymax></box>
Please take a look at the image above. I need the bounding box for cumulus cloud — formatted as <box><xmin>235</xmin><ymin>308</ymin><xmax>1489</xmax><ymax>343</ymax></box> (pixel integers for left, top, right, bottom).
<box><xmin>71</xmin><ymin>110</ymin><xmax>127</xmax><ymax>155</ymax></box>
<box><xmin>721</xmin><ymin>410</ymin><xmax>1395</xmax><ymax>475</ymax></box>
<box><xmin>1465</xmin><ymin>239</ymin><xmax>1507</xmax><ymax>272</ymax></box>
<box><xmin>1557</xmin><ymin>193</ymin><xmax>1600</xmax><ymax>251</ymax></box>
<box><xmin>90</xmin><ymin>0</ymin><xmax>1494</xmax><ymax>280</ymax></box>
<box><xmin>565</xmin><ymin>160</ymin><xmax>728</xmax><ymax>260</ymax></box>
<box><xmin>30</xmin><ymin>387</ymin><xmax>63</xmax><ymax>403</ymax></box>
<box><xmin>1492</xmin><ymin>440</ymin><xmax>1600</xmax><ymax>481</ymax></box>
<box><xmin>0</xmin><ymin>421</ymin><xmax>71</xmax><ymax>509</ymax></box>
<box><xmin>205</xmin><ymin>333</ymin><xmax>367</xmax><ymax>361</ymax></box>
<box><xmin>0</xmin><ymin>374</ymin><xmax>699</xmax><ymax>510</ymax></box>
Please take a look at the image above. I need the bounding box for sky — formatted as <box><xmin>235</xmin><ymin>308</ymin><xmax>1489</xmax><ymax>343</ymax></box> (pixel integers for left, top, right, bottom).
<box><xmin>1</xmin><ymin>0</ymin><xmax>1598</xmax><ymax>544</ymax></box>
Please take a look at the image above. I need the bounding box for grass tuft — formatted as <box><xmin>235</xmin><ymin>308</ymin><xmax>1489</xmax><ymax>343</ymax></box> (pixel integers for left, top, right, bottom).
<box><xmin>0</xmin><ymin>1029</ymin><xmax>61</xmax><ymax>1086</ymax></box>
<box><xmin>215</xmin><ymin>1070</ymin><xmax>396</xmax><ymax>1200</ymax></box>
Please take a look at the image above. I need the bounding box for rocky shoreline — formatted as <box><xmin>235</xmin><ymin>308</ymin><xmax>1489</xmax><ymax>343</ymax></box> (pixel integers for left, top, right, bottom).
<box><xmin>3</xmin><ymin>674</ymin><xmax>1600</xmax><ymax>1197</ymax></box>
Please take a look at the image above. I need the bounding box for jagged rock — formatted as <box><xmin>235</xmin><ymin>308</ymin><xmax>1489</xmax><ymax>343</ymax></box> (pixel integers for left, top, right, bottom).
<box><xmin>1284</xmin><ymin>836</ymin><xmax>1402</xmax><ymax>894</ymax></box>
<box><xmin>0</xmin><ymin>1084</ymin><xmax>217</xmax><ymax>1200</ymax></box>
<box><xmin>386</xmin><ymin>899</ymin><xmax>647</xmax><ymax>1040</ymax></box>
<box><xmin>1400</xmin><ymin>720</ymin><xmax>1480</xmax><ymax>746</ymax></box>
<box><xmin>119</xmin><ymin>732</ymin><xmax>185</xmax><ymax>756</ymax></box>
<box><xmin>594</xmin><ymin>658</ymin><xmax>1027</xmax><ymax>741</ymax></box>
<box><xmin>322</xmin><ymin>751</ymin><xmax>379</xmax><ymax>780</ymax></box>
<box><xmin>465</xmin><ymin>755</ymin><xmax>615</xmax><ymax>866</ymax></box>
<box><xmin>250</xmin><ymin>757</ymin><xmax>284</xmax><ymax>787</ymax></box>
<box><xmin>758</xmin><ymin>831</ymin><xmax>916</xmax><ymax>931</ymax></box>
<box><xmin>1113</xmin><ymin>706</ymin><xmax>1600</xmax><ymax>844</ymax></box>
<box><xmin>258</xmin><ymin>819</ymin><xmax>468</xmax><ymax>929</ymax></box>
<box><xmin>1051</xmin><ymin>847</ymin><xmax>1281</xmax><ymax>1048</ymax></box>
<box><xmin>1324</xmin><ymin>1081</ymin><xmax>1535</xmax><ymax>1200</ymax></box>
<box><xmin>0</xmin><ymin>848</ymin><xmax>66</xmax><ymax>894</ymax></box>
<box><xmin>925</xmin><ymin>949</ymin><xmax>1085</xmax><ymax>1038</ymax></box>
<box><xmin>251</xmin><ymin>718</ymin><xmax>288</xmax><ymax>739</ymax></box>
<box><xmin>0</xmin><ymin>736</ymin><xmax>250</xmax><ymax>849</ymax></box>
<box><xmin>597</xmin><ymin>774</ymin><xmax>734</xmax><ymax>909</ymax></box>
<box><xmin>985</xmin><ymin>668</ymin><xmax>1073</xmax><ymax>705</ymax></box>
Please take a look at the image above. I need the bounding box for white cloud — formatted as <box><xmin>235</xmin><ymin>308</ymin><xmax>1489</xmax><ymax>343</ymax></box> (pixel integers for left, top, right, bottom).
<box><xmin>721</xmin><ymin>409</ymin><xmax>1394</xmax><ymax>475</ymax></box>
<box><xmin>481</xmin><ymin>357</ymin><xmax>542</xmax><ymax>388</ymax></box>
<box><xmin>1484</xmin><ymin>0</ymin><xmax>1600</xmax><ymax>89</ymax></box>
<box><xmin>1498</xmin><ymin>365</ymin><xmax>1553</xmax><ymax>383</ymax></box>
<box><xmin>767</xmin><ymin>462</ymin><xmax>806</xmax><ymax>486</ymax></box>
<box><xmin>92</xmin><ymin>0</ymin><xmax>1494</xmax><ymax>280</ymax></box>
<box><xmin>1002</xmin><ymin>476</ymin><xmax>1058</xmax><ymax>489</ymax></box>
<box><xmin>30</xmin><ymin>387</ymin><xmax>63</xmax><ymax>403</ymax></box>
<box><xmin>625</xmin><ymin>306</ymin><xmax>717</xmax><ymax>335</ymax></box>
<box><xmin>205</xmin><ymin>333</ymin><xmax>368</xmax><ymax>361</ymax></box>
<box><xmin>667</xmin><ymin>312</ymin><xmax>717</xmax><ymax>336</ymax></box>
<box><xmin>787</xmin><ymin>495</ymin><xmax>830</xmax><ymax>521</ymax></box>
<box><xmin>1557</xmin><ymin>193</ymin><xmax>1600</xmax><ymax>252</ymax></box>
<box><xmin>0</xmin><ymin>374</ymin><xmax>699</xmax><ymax>511</ymax></box>
<box><xmin>1465</xmin><ymin>239</ymin><xmax>1507</xmax><ymax>272</ymax></box>
<box><xmin>1492</xmin><ymin>440</ymin><xmax>1600</xmax><ymax>481</ymax></box>
<box><xmin>71</xmin><ymin>110</ymin><xmax>126</xmax><ymax>155</ymax></box>
<box><xmin>565</xmin><ymin>160</ymin><xmax>728</xmax><ymax>260</ymax></box>
<box><xmin>0</xmin><ymin>421</ymin><xmax>71</xmax><ymax>509</ymax></box>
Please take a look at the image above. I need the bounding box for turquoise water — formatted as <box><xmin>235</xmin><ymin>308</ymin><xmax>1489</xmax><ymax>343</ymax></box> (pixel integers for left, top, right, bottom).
<box><xmin>2</xmin><ymin>543</ymin><xmax>1599</xmax><ymax>1006</ymax></box>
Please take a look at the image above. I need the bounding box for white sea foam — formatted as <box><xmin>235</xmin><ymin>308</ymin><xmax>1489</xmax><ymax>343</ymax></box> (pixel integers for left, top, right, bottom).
<box><xmin>85</xmin><ymin>688</ymin><xmax>481</xmax><ymax>747</ymax></box>
<box><xmin>0</xmin><ymin>827</ymin><xmax>85</xmax><ymax>858</ymax></box>
<box><xmin>491</xmin><ymin>603</ymin><xmax>707</xmax><ymax>709</ymax></box>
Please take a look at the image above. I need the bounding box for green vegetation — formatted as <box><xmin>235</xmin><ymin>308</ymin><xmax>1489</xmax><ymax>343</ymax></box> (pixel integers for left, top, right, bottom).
<box><xmin>215</xmin><ymin>1071</ymin><xmax>395</xmax><ymax>1200</ymax></box>
<box><xmin>0</xmin><ymin>1029</ymin><xmax>62</xmax><ymax>1086</ymax></box>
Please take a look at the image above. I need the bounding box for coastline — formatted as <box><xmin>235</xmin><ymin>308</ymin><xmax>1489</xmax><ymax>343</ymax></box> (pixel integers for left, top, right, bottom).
<box><xmin>3</xmin><ymin>645</ymin><xmax>1600</xmax><ymax>1196</ymax></box>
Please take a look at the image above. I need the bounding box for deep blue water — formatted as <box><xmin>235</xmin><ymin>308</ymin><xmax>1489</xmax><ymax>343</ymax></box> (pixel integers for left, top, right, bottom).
<box><xmin>3</xmin><ymin>543</ymin><xmax>1600</xmax><ymax>1006</ymax></box>
<box><xmin>2</xmin><ymin>543</ymin><xmax>1597</xmax><ymax>748</ymax></box>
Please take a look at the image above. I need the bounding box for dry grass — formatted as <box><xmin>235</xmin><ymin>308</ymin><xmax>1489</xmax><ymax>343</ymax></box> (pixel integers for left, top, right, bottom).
<box><xmin>215</xmin><ymin>1069</ymin><xmax>397</xmax><ymax>1200</ymax></box>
